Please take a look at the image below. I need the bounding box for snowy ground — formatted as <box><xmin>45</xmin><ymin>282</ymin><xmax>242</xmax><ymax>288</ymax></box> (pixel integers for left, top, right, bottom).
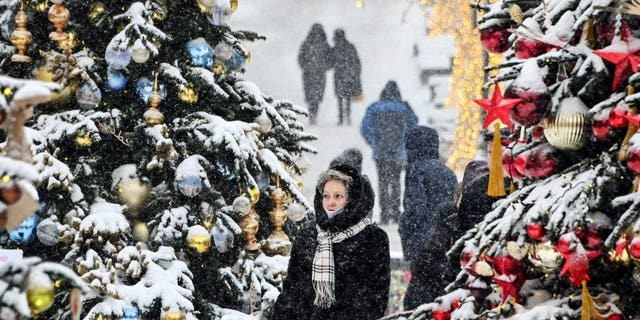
<box><xmin>233</xmin><ymin>1</ymin><xmax>458</xmax><ymax>257</ymax></box>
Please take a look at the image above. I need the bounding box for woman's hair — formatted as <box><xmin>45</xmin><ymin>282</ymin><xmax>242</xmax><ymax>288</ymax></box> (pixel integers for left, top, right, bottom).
<box><xmin>317</xmin><ymin>169</ymin><xmax>352</xmax><ymax>195</ymax></box>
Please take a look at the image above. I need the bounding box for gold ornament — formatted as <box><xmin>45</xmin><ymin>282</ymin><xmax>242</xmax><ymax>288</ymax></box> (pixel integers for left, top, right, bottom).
<box><xmin>117</xmin><ymin>178</ymin><xmax>150</xmax><ymax>211</ymax></box>
<box><xmin>247</xmin><ymin>186</ymin><xmax>260</xmax><ymax>206</ymax></box>
<box><xmin>187</xmin><ymin>225</ymin><xmax>211</xmax><ymax>253</ymax></box>
<box><xmin>58</xmin><ymin>30</ymin><xmax>77</xmax><ymax>55</ymax></box>
<box><xmin>528</xmin><ymin>241</ymin><xmax>563</xmax><ymax>273</ymax></box>
<box><xmin>75</xmin><ymin>132</ymin><xmax>92</xmax><ymax>147</ymax></box>
<box><xmin>143</xmin><ymin>75</ymin><xmax>165</xmax><ymax>126</ymax></box>
<box><xmin>230</xmin><ymin>0</ymin><xmax>239</xmax><ymax>13</ymax></box>
<box><xmin>212</xmin><ymin>62</ymin><xmax>227</xmax><ymax>75</ymax></box>
<box><xmin>178</xmin><ymin>85</ymin><xmax>198</xmax><ymax>103</ymax></box>
<box><xmin>88</xmin><ymin>2</ymin><xmax>106</xmax><ymax>20</ymax></box>
<box><xmin>543</xmin><ymin>97</ymin><xmax>591</xmax><ymax>150</ymax></box>
<box><xmin>196</xmin><ymin>0</ymin><xmax>216</xmax><ymax>10</ymax></box>
<box><xmin>161</xmin><ymin>310</ymin><xmax>186</xmax><ymax>320</ymax></box>
<box><xmin>265</xmin><ymin>187</ymin><xmax>291</xmax><ymax>256</ymax></box>
<box><xmin>239</xmin><ymin>212</ymin><xmax>261</xmax><ymax>251</ymax></box>
<box><xmin>48</xmin><ymin>0</ymin><xmax>70</xmax><ymax>41</ymax></box>
<box><xmin>132</xmin><ymin>221</ymin><xmax>149</xmax><ymax>242</ymax></box>
<box><xmin>36</xmin><ymin>0</ymin><xmax>49</xmax><ymax>12</ymax></box>
<box><xmin>11</xmin><ymin>1</ymin><xmax>33</xmax><ymax>62</ymax></box>
<box><xmin>26</xmin><ymin>273</ymin><xmax>55</xmax><ymax>315</ymax></box>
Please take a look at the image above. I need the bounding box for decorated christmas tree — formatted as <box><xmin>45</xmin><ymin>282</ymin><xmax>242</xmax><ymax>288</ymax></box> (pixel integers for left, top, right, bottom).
<box><xmin>400</xmin><ymin>0</ymin><xmax>640</xmax><ymax>319</ymax></box>
<box><xmin>0</xmin><ymin>1</ymin><xmax>314</xmax><ymax>319</ymax></box>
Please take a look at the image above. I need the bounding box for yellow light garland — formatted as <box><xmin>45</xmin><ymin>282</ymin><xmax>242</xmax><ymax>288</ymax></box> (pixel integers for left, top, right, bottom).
<box><xmin>428</xmin><ymin>1</ymin><xmax>493</xmax><ymax>174</ymax></box>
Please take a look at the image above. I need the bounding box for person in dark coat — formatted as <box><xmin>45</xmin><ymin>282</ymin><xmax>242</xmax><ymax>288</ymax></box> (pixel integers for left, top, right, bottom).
<box><xmin>329</xmin><ymin>29</ymin><xmax>362</xmax><ymax>125</ymax></box>
<box><xmin>361</xmin><ymin>81</ymin><xmax>418</xmax><ymax>225</ymax></box>
<box><xmin>271</xmin><ymin>164</ymin><xmax>390</xmax><ymax>320</ymax></box>
<box><xmin>329</xmin><ymin>147</ymin><xmax>374</xmax><ymax>219</ymax></box>
<box><xmin>398</xmin><ymin>126</ymin><xmax>456</xmax><ymax>264</ymax></box>
<box><xmin>403</xmin><ymin>161</ymin><xmax>494</xmax><ymax>310</ymax></box>
<box><xmin>299</xmin><ymin>23</ymin><xmax>331</xmax><ymax>125</ymax></box>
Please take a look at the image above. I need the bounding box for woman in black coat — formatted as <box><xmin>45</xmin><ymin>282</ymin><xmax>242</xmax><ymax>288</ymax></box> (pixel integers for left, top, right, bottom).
<box><xmin>271</xmin><ymin>164</ymin><xmax>390</xmax><ymax>320</ymax></box>
<box><xmin>298</xmin><ymin>23</ymin><xmax>331</xmax><ymax>125</ymax></box>
<box><xmin>329</xmin><ymin>29</ymin><xmax>362</xmax><ymax>126</ymax></box>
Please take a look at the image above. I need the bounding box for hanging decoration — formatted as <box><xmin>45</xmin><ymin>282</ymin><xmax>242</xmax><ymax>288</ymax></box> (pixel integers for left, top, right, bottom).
<box><xmin>161</xmin><ymin>310</ymin><xmax>187</xmax><ymax>320</ymax></box>
<box><xmin>555</xmin><ymin>232</ymin><xmax>601</xmax><ymax>286</ymax></box>
<box><xmin>136</xmin><ymin>76</ymin><xmax>167</xmax><ymax>105</ymax></box>
<box><xmin>212</xmin><ymin>223</ymin><xmax>233</xmax><ymax>253</ymax></box>
<box><xmin>593</xmin><ymin>38</ymin><xmax>640</xmax><ymax>91</ymax></box>
<box><xmin>10</xmin><ymin>1</ymin><xmax>32</xmax><ymax>62</ymax></box>
<box><xmin>286</xmin><ymin>202</ymin><xmax>306</xmax><ymax>222</ymax></box>
<box><xmin>473</xmin><ymin>83</ymin><xmax>521</xmax><ymax>196</ymax></box>
<box><xmin>480</xmin><ymin>27</ymin><xmax>511</xmax><ymax>53</ymax></box>
<box><xmin>123</xmin><ymin>305</ymin><xmax>140</xmax><ymax>320</ymax></box>
<box><xmin>542</xmin><ymin>97</ymin><xmax>591</xmax><ymax>150</ymax></box>
<box><xmin>25</xmin><ymin>270</ymin><xmax>55</xmax><ymax>314</ymax></box>
<box><xmin>142</xmin><ymin>75</ymin><xmax>165</xmax><ymax>126</ymax></box>
<box><xmin>75</xmin><ymin>83</ymin><xmax>102</xmax><ymax>110</ymax></box>
<box><xmin>9</xmin><ymin>213</ymin><xmax>39</xmax><ymax>245</ymax></box>
<box><xmin>130</xmin><ymin>39</ymin><xmax>151</xmax><ymax>64</ymax></box>
<box><xmin>36</xmin><ymin>218</ymin><xmax>59</xmax><ymax>246</ymax></box>
<box><xmin>107</xmin><ymin>68</ymin><xmax>127</xmax><ymax>92</ymax></box>
<box><xmin>48</xmin><ymin>0</ymin><xmax>70</xmax><ymax>41</ymax></box>
<box><xmin>178</xmin><ymin>84</ymin><xmax>198</xmax><ymax>103</ymax></box>
<box><xmin>186</xmin><ymin>37</ymin><xmax>215</xmax><ymax>68</ymax></box>
<box><xmin>105</xmin><ymin>48</ymin><xmax>132</xmax><ymax>70</ymax></box>
<box><xmin>504</xmin><ymin>64</ymin><xmax>552</xmax><ymax>127</ymax></box>
<box><xmin>187</xmin><ymin>225</ymin><xmax>211</xmax><ymax>253</ymax></box>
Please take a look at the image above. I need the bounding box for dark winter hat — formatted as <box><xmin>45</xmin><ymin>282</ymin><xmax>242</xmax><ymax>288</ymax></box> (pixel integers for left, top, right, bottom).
<box><xmin>334</xmin><ymin>28</ymin><xmax>346</xmax><ymax>42</ymax></box>
<box><xmin>329</xmin><ymin>148</ymin><xmax>363</xmax><ymax>173</ymax></box>
<box><xmin>461</xmin><ymin>160</ymin><xmax>489</xmax><ymax>188</ymax></box>
<box><xmin>405</xmin><ymin>126</ymin><xmax>439</xmax><ymax>160</ymax></box>
<box><xmin>308</xmin><ymin>23</ymin><xmax>327</xmax><ymax>41</ymax></box>
<box><xmin>379</xmin><ymin>80</ymin><xmax>402</xmax><ymax>101</ymax></box>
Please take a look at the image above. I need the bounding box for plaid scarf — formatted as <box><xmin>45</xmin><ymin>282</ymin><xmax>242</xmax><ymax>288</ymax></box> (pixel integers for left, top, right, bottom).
<box><xmin>312</xmin><ymin>218</ymin><xmax>371</xmax><ymax>308</ymax></box>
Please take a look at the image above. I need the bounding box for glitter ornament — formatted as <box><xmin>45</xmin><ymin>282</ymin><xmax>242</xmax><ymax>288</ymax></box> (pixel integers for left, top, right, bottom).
<box><xmin>107</xmin><ymin>68</ymin><xmax>127</xmax><ymax>91</ymax></box>
<box><xmin>286</xmin><ymin>202</ymin><xmax>306</xmax><ymax>222</ymax></box>
<box><xmin>105</xmin><ymin>48</ymin><xmax>131</xmax><ymax>70</ymax></box>
<box><xmin>177</xmin><ymin>175</ymin><xmax>203</xmax><ymax>198</ymax></box>
<box><xmin>36</xmin><ymin>219</ymin><xmax>59</xmax><ymax>246</ymax></box>
<box><xmin>136</xmin><ymin>77</ymin><xmax>166</xmax><ymax>104</ymax></box>
<box><xmin>76</xmin><ymin>83</ymin><xmax>102</xmax><ymax>110</ymax></box>
<box><xmin>186</xmin><ymin>38</ymin><xmax>215</xmax><ymax>68</ymax></box>
<box><xmin>213</xmin><ymin>223</ymin><xmax>233</xmax><ymax>253</ymax></box>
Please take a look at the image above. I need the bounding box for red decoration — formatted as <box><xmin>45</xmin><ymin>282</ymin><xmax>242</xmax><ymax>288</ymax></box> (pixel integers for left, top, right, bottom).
<box><xmin>609</xmin><ymin>103</ymin><xmax>630</xmax><ymax>129</ymax></box>
<box><xmin>555</xmin><ymin>233</ymin><xmax>600</xmax><ymax>286</ymax></box>
<box><xmin>527</xmin><ymin>222</ymin><xmax>545</xmax><ymax>240</ymax></box>
<box><xmin>594</xmin><ymin>38</ymin><xmax>640</xmax><ymax>91</ymax></box>
<box><xmin>474</xmin><ymin>84</ymin><xmax>521</xmax><ymax>129</ymax></box>
<box><xmin>432</xmin><ymin>310</ymin><xmax>452</xmax><ymax>320</ymax></box>
<box><xmin>480</xmin><ymin>28</ymin><xmax>511</xmax><ymax>53</ymax></box>
<box><xmin>615</xmin><ymin>234</ymin><xmax>628</xmax><ymax>257</ymax></box>
<box><xmin>592</xmin><ymin>118</ymin><xmax>610</xmax><ymax>140</ymax></box>
<box><xmin>502</xmin><ymin>150</ymin><xmax>525</xmax><ymax>179</ymax></box>
<box><xmin>514</xmin><ymin>153</ymin><xmax>528</xmax><ymax>177</ymax></box>
<box><xmin>629</xmin><ymin>237</ymin><xmax>640</xmax><ymax>259</ymax></box>
<box><xmin>524</xmin><ymin>146</ymin><xmax>557</xmax><ymax>179</ymax></box>
<box><xmin>627</xmin><ymin>146</ymin><xmax>640</xmax><ymax>175</ymax></box>
<box><xmin>504</xmin><ymin>83</ymin><xmax>551</xmax><ymax>126</ymax></box>
<box><xmin>607</xmin><ymin>315</ymin><xmax>623</xmax><ymax>320</ymax></box>
<box><xmin>514</xmin><ymin>38</ymin><xmax>548</xmax><ymax>59</ymax></box>
<box><xmin>492</xmin><ymin>255</ymin><xmax>525</xmax><ymax>302</ymax></box>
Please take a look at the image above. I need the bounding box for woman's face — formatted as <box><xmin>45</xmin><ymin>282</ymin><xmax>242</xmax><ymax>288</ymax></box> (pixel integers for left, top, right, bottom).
<box><xmin>322</xmin><ymin>180</ymin><xmax>348</xmax><ymax>211</ymax></box>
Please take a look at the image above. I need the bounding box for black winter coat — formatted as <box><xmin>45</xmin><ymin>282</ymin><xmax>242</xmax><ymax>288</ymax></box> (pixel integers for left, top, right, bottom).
<box><xmin>298</xmin><ymin>24</ymin><xmax>331</xmax><ymax>105</ymax></box>
<box><xmin>399</xmin><ymin>127</ymin><xmax>457</xmax><ymax>263</ymax></box>
<box><xmin>271</xmin><ymin>165</ymin><xmax>390</xmax><ymax>320</ymax></box>
<box><xmin>404</xmin><ymin>174</ymin><xmax>495</xmax><ymax>310</ymax></box>
<box><xmin>330</xmin><ymin>31</ymin><xmax>362</xmax><ymax>99</ymax></box>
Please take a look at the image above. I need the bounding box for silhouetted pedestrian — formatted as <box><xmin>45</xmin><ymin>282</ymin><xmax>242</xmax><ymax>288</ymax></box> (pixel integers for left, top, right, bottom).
<box><xmin>299</xmin><ymin>23</ymin><xmax>331</xmax><ymax>125</ymax></box>
<box><xmin>361</xmin><ymin>81</ymin><xmax>418</xmax><ymax>225</ymax></box>
<box><xmin>329</xmin><ymin>29</ymin><xmax>362</xmax><ymax>125</ymax></box>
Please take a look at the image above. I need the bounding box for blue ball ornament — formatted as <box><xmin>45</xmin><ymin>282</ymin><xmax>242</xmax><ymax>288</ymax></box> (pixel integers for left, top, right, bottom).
<box><xmin>177</xmin><ymin>175</ymin><xmax>203</xmax><ymax>198</ymax></box>
<box><xmin>223</xmin><ymin>47</ymin><xmax>248</xmax><ymax>71</ymax></box>
<box><xmin>9</xmin><ymin>214</ymin><xmax>39</xmax><ymax>245</ymax></box>
<box><xmin>123</xmin><ymin>306</ymin><xmax>140</xmax><ymax>320</ymax></box>
<box><xmin>135</xmin><ymin>77</ymin><xmax>166</xmax><ymax>104</ymax></box>
<box><xmin>186</xmin><ymin>38</ymin><xmax>215</xmax><ymax>68</ymax></box>
<box><xmin>107</xmin><ymin>69</ymin><xmax>127</xmax><ymax>91</ymax></box>
<box><xmin>105</xmin><ymin>48</ymin><xmax>132</xmax><ymax>70</ymax></box>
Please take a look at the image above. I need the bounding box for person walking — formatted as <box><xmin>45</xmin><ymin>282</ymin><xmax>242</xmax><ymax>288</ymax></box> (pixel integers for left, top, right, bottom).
<box><xmin>298</xmin><ymin>23</ymin><xmax>331</xmax><ymax>125</ymax></box>
<box><xmin>360</xmin><ymin>80</ymin><xmax>418</xmax><ymax>225</ymax></box>
<box><xmin>403</xmin><ymin>161</ymin><xmax>494</xmax><ymax>310</ymax></box>
<box><xmin>398</xmin><ymin>126</ymin><xmax>456</xmax><ymax>264</ymax></box>
<box><xmin>270</xmin><ymin>164</ymin><xmax>390</xmax><ymax>320</ymax></box>
<box><xmin>329</xmin><ymin>29</ymin><xmax>362</xmax><ymax>125</ymax></box>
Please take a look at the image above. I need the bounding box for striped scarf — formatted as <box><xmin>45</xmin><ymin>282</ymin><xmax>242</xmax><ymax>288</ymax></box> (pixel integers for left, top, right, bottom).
<box><xmin>312</xmin><ymin>218</ymin><xmax>371</xmax><ymax>308</ymax></box>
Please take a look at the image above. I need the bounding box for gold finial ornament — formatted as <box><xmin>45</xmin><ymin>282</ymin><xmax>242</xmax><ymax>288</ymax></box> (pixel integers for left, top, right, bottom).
<box><xmin>11</xmin><ymin>1</ymin><xmax>33</xmax><ymax>62</ymax></box>
<box><xmin>48</xmin><ymin>0</ymin><xmax>70</xmax><ymax>41</ymax></box>
<box><xmin>239</xmin><ymin>210</ymin><xmax>261</xmax><ymax>251</ymax></box>
<box><xmin>230</xmin><ymin>0</ymin><xmax>239</xmax><ymax>13</ymax></box>
<box><xmin>143</xmin><ymin>75</ymin><xmax>165</xmax><ymax>126</ymax></box>
<box><xmin>267</xmin><ymin>187</ymin><xmax>290</xmax><ymax>243</ymax></box>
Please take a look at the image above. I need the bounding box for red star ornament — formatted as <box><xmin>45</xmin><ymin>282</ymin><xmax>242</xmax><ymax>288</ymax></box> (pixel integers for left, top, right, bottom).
<box><xmin>623</xmin><ymin>113</ymin><xmax>640</xmax><ymax>126</ymax></box>
<box><xmin>594</xmin><ymin>39</ymin><xmax>640</xmax><ymax>91</ymax></box>
<box><xmin>474</xmin><ymin>84</ymin><xmax>521</xmax><ymax>129</ymax></box>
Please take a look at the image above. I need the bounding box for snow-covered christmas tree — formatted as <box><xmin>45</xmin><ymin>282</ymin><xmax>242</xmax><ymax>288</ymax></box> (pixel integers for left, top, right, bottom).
<box><xmin>0</xmin><ymin>1</ymin><xmax>314</xmax><ymax>319</ymax></box>
<box><xmin>400</xmin><ymin>1</ymin><xmax>640</xmax><ymax>319</ymax></box>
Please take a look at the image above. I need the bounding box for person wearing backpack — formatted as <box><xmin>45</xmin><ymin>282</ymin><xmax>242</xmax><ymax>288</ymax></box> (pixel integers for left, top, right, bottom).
<box><xmin>360</xmin><ymin>80</ymin><xmax>418</xmax><ymax>225</ymax></box>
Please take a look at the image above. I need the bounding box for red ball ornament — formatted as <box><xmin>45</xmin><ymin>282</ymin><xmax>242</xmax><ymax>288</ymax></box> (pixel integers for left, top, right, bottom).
<box><xmin>592</xmin><ymin>118</ymin><xmax>610</xmax><ymax>141</ymax></box>
<box><xmin>629</xmin><ymin>237</ymin><xmax>640</xmax><ymax>259</ymax></box>
<box><xmin>627</xmin><ymin>146</ymin><xmax>640</xmax><ymax>175</ymax></box>
<box><xmin>527</xmin><ymin>222</ymin><xmax>545</xmax><ymax>240</ymax></box>
<box><xmin>460</xmin><ymin>249</ymin><xmax>474</xmax><ymax>269</ymax></box>
<box><xmin>524</xmin><ymin>147</ymin><xmax>557</xmax><ymax>179</ymax></box>
<box><xmin>432</xmin><ymin>310</ymin><xmax>452</xmax><ymax>320</ymax></box>
<box><xmin>556</xmin><ymin>235</ymin><xmax>572</xmax><ymax>254</ymax></box>
<box><xmin>480</xmin><ymin>28</ymin><xmax>511</xmax><ymax>53</ymax></box>
<box><xmin>514</xmin><ymin>152</ymin><xmax>528</xmax><ymax>177</ymax></box>
<box><xmin>505</xmin><ymin>83</ymin><xmax>551</xmax><ymax>126</ymax></box>
<box><xmin>503</xmin><ymin>152</ymin><xmax>525</xmax><ymax>179</ymax></box>
<box><xmin>514</xmin><ymin>38</ymin><xmax>548</xmax><ymax>59</ymax></box>
<box><xmin>607</xmin><ymin>315</ymin><xmax>623</xmax><ymax>320</ymax></box>
<box><xmin>609</xmin><ymin>103</ymin><xmax>630</xmax><ymax>129</ymax></box>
